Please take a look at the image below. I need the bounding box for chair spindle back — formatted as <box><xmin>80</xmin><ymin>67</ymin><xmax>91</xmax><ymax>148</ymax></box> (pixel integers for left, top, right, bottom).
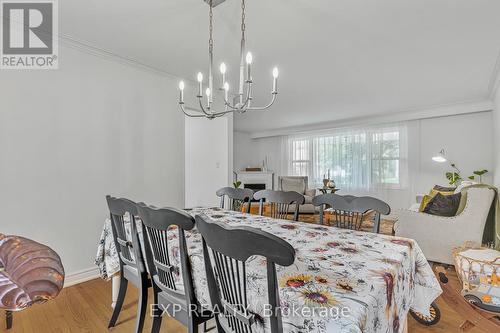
<box><xmin>136</xmin><ymin>205</ymin><xmax>196</xmax><ymax>303</ymax></box>
<box><xmin>216</xmin><ymin>187</ymin><xmax>254</xmax><ymax>213</ymax></box>
<box><xmin>195</xmin><ymin>214</ymin><xmax>295</xmax><ymax>333</ymax></box>
<box><xmin>253</xmin><ymin>190</ymin><xmax>305</xmax><ymax>221</ymax></box>
<box><xmin>106</xmin><ymin>196</ymin><xmax>145</xmax><ymax>273</ymax></box>
<box><xmin>312</xmin><ymin>193</ymin><xmax>391</xmax><ymax>233</ymax></box>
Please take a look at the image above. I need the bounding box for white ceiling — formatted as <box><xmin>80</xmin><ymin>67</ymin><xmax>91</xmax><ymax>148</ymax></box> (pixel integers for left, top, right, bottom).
<box><xmin>61</xmin><ymin>0</ymin><xmax>500</xmax><ymax>133</ymax></box>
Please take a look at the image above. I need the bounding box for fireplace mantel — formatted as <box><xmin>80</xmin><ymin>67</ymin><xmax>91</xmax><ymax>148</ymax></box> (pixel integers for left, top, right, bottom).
<box><xmin>235</xmin><ymin>171</ymin><xmax>274</xmax><ymax>190</ymax></box>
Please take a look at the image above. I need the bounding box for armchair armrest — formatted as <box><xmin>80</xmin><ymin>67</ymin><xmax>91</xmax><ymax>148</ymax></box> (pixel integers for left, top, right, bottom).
<box><xmin>394</xmin><ymin>209</ymin><xmax>457</xmax><ymax>236</ymax></box>
<box><xmin>394</xmin><ymin>209</ymin><xmax>461</xmax><ymax>264</ymax></box>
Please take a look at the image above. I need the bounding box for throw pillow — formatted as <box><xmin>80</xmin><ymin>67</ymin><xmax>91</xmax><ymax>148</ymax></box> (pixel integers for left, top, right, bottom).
<box><xmin>423</xmin><ymin>192</ymin><xmax>462</xmax><ymax>217</ymax></box>
<box><xmin>433</xmin><ymin>185</ymin><xmax>457</xmax><ymax>192</ymax></box>
<box><xmin>429</xmin><ymin>185</ymin><xmax>455</xmax><ymax>197</ymax></box>
<box><xmin>418</xmin><ymin>195</ymin><xmax>433</xmax><ymax>212</ymax></box>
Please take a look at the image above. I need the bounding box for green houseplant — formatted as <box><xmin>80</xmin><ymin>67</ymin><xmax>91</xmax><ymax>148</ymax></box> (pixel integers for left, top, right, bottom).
<box><xmin>444</xmin><ymin>164</ymin><xmax>489</xmax><ymax>186</ymax></box>
<box><xmin>467</xmin><ymin>169</ymin><xmax>489</xmax><ymax>183</ymax></box>
<box><xmin>445</xmin><ymin>163</ymin><xmax>462</xmax><ymax>186</ymax></box>
<box><xmin>232</xmin><ymin>181</ymin><xmax>243</xmax><ymax>211</ymax></box>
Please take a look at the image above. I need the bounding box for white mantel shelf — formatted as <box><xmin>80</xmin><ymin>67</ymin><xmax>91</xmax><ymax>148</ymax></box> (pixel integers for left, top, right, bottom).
<box><xmin>235</xmin><ymin>171</ymin><xmax>274</xmax><ymax>190</ymax></box>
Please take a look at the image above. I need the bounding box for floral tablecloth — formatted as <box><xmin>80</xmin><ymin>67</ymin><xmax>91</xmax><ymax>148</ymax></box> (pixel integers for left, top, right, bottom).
<box><xmin>96</xmin><ymin>207</ymin><xmax>441</xmax><ymax>333</ymax></box>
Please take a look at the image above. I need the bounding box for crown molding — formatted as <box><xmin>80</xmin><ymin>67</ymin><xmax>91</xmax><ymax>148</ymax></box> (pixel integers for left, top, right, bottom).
<box><xmin>489</xmin><ymin>48</ymin><xmax>500</xmax><ymax>99</ymax></box>
<box><xmin>57</xmin><ymin>33</ymin><xmax>500</xmax><ymax>122</ymax></box>
<box><xmin>488</xmin><ymin>47</ymin><xmax>500</xmax><ymax>99</ymax></box>
<box><xmin>58</xmin><ymin>33</ymin><xmax>194</xmax><ymax>84</ymax></box>
<box><xmin>249</xmin><ymin>99</ymin><xmax>494</xmax><ymax>139</ymax></box>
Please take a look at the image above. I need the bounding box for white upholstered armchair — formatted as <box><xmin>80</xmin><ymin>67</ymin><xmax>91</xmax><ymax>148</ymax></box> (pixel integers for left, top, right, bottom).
<box><xmin>278</xmin><ymin>176</ymin><xmax>317</xmax><ymax>213</ymax></box>
<box><xmin>394</xmin><ymin>187</ymin><xmax>495</xmax><ymax>264</ymax></box>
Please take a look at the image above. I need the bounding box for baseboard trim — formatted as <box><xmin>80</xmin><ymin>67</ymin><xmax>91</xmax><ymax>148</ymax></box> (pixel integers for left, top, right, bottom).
<box><xmin>64</xmin><ymin>267</ymin><xmax>101</xmax><ymax>288</ymax></box>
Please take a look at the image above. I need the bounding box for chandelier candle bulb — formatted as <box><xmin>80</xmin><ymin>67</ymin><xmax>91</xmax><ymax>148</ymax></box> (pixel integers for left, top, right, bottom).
<box><xmin>219</xmin><ymin>63</ymin><xmax>227</xmax><ymax>73</ymax></box>
<box><xmin>206</xmin><ymin>88</ymin><xmax>211</xmax><ymax>107</ymax></box>
<box><xmin>197</xmin><ymin>72</ymin><xmax>203</xmax><ymax>97</ymax></box>
<box><xmin>246</xmin><ymin>52</ymin><xmax>253</xmax><ymax>64</ymax></box>
<box><xmin>224</xmin><ymin>82</ymin><xmax>229</xmax><ymax>101</ymax></box>
<box><xmin>273</xmin><ymin>67</ymin><xmax>279</xmax><ymax>78</ymax></box>
<box><xmin>272</xmin><ymin>67</ymin><xmax>279</xmax><ymax>92</ymax></box>
<box><xmin>246</xmin><ymin>52</ymin><xmax>253</xmax><ymax>81</ymax></box>
<box><xmin>179</xmin><ymin>81</ymin><xmax>185</xmax><ymax>103</ymax></box>
<box><xmin>220</xmin><ymin>63</ymin><xmax>227</xmax><ymax>87</ymax></box>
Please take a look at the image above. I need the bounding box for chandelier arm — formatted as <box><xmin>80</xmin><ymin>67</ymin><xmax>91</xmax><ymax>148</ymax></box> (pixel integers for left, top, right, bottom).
<box><xmin>238</xmin><ymin>81</ymin><xmax>253</xmax><ymax>110</ymax></box>
<box><xmin>211</xmin><ymin>109</ymin><xmax>238</xmax><ymax>117</ymax></box>
<box><xmin>198</xmin><ymin>97</ymin><xmax>213</xmax><ymax>116</ymax></box>
<box><xmin>222</xmin><ymin>89</ymin><xmax>249</xmax><ymax>109</ymax></box>
<box><xmin>184</xmin><ymin>105</ymin><xmax>207</xmax><ymax>114</ymax></box>
<box><xmin>180</xmin><ymin>104</ymin><xmax>209</xmax><ymax>118</ymax></box>
<box><xmin>246</xmin><ymin>93</ymin><xmax>277</xmax><ymax>111</ymax></box>
<box><xmin>223</xmin><ymin>101</ymin><xmax>242</xmax><ymax>110</ymax></box>
<box><xmin>223</xmin><ymin>81</ymin><xmax>252</xmax><ymax>110</ymax></box>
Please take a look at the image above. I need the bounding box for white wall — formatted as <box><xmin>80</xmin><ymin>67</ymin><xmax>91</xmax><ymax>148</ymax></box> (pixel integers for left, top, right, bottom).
<box><xmin>416</xmin><ymin>112</ymin><xmax>493</xmax><ymax>192</ymax></box>
<box><xmin>234</xmin><ymin>111</ymin><xmax>494</xmax><ymax>210</ymax></box>
<box><xmin>0</xmin><ymin>45</ymin><xmax>185</xmax><ymax>278</ymax></box>
<box><xmin>234</xmin><ymin>131</ymin><xmax>283</xmax><ymax>174</ymax></box>
<box><xmin>185</xmin><ymin>115</ymin><xmax>233</xmax><ymax>208</ymax></box>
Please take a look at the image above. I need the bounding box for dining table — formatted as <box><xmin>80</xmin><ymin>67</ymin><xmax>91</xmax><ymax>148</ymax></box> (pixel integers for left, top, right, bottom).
<box><xmin>96</xmin><ymin>207</ymin><xmax>442</xmax><ymax>333</ymax></box>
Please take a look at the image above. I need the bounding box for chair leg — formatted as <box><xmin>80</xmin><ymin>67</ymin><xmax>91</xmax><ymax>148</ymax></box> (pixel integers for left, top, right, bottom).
<box><xmin>188</xmin><ymin>320</ymin><xmax>199</xmax><ymax>333</ymax></box>
<box><xmin>134</xmin><ymin>281</ymin><xmax>148</xmax><ymax>333</ymax></box>
<box><xmin>108</xmin><ymin>275</ymin><xmax>128</xmax><ymax>328</ymax></box>
<box><xmin>5</xmin><ymin>311</ymin><xmax>13</xmax><ymax>330</ymax></box>
<box><xmin>151</xmin><ymin>314</ymin><xmax>162</xmax><ymax>333</ymax></box>
<box><xmin>151</xmin><ymin>285</ymin><xmax>162</xmax><ymax>333</ymax></box>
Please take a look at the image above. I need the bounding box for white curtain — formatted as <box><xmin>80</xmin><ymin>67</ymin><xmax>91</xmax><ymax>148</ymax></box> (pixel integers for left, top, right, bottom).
<box><xmin>283</xmin><ymin>123</ymin><xmax>408</xmax><ymax>190</ymax></box>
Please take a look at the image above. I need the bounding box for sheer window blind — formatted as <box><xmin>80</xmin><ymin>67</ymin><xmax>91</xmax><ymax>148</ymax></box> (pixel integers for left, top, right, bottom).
<box><xmin>284</xmin><ymin>124</ymin><xmax>408</xmax><ymax>190</ymax></box>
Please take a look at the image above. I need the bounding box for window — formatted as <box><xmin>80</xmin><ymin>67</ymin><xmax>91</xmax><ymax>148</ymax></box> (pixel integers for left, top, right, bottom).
<box><xmin>285</xmin><ymin>124</ymin><xmax>407</xmax><ymax>189</ymax></box>
<box><xmin>291</xmin><ymin>139</ymin><xmax>310</xmax><ymax>176</ymax></box>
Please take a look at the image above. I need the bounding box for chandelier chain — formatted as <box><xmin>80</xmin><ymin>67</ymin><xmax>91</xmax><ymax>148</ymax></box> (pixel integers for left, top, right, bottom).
<box><xmin>209</xmin><ymin>0</ymin><xmax>214</xmax><ymax>53</ymax></box>
<box><xmin>241</xmin><ymin>0</ymin><xmax>246</xmax><ymax>42</ymax></box>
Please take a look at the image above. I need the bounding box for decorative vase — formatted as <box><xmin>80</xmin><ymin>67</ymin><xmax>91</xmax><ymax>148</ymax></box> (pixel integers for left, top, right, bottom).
<box><xmin>323</xmin><ymin>179</ymin><xmax>329</xmax><ymax>187</ymax></box>
<box><xmin>327</xmin><ymin>180</ymin><xmax>336</xmax><ymax>188</ymax></box>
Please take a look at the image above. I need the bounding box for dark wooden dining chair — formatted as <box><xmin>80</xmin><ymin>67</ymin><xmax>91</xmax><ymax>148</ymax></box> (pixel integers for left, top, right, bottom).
<box><xmin>216</xmin><ymin>187</ymin><xmax>254</xmax><ymax>213</ymax></box>
<box><xmin>106</xmin><ymin>196</ymin><xmax>150</xmax><ymax>333</ymax></box>
<box><xmin>195</xmin><ymin>214</ymin><xmax>296</xmax><ymax>333</ymax></box>
<box><xmin>253</xmin><ymin>189</ymin><xmax>305</xmax><ymax>221</ymax></box>
<box><xmin>312</xmin><ymin>193</ymin><xmax>391</xmax><ymax>233</ymax></box>
<box><xmin>136</xmin><ymin>204</ymin><xmax>213</xmax><ymax>333</ymax></box>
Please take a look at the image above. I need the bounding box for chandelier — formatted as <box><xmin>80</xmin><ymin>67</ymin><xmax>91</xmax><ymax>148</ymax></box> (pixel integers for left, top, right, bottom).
<box><xmin>178</xmin><ymin>0</ymin><xmax>279</xmax><ymax>119</ymax></box>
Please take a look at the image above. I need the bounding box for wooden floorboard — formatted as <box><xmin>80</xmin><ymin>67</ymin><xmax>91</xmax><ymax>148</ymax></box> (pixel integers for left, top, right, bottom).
<box><xmin>0</xmin><ymin>267</ymin><xmax>484</xmax><ymax>333</ymax></box>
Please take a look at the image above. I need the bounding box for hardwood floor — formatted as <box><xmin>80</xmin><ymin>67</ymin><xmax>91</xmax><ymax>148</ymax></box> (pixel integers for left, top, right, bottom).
<box><xmin>1</xmin><ymin>268</ymin><xmax>483</xmax><ymax>333</ymax></box>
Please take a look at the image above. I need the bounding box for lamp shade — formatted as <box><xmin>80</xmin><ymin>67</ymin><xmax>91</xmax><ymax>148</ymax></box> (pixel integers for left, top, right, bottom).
<box><xmin>432</xmin><ymin>149</ymin><xmax>447</xmax><ymax>163</ymax></box>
